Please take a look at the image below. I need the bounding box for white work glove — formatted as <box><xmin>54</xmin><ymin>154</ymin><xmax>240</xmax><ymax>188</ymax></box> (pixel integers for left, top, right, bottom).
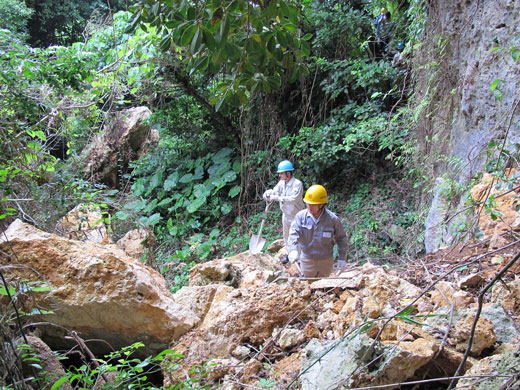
<box><xmin>263</xmin><ymin>190</ymin><xmax>272</xmax><ymax>201</ymax></box>
<box><xmin>288</xmin><ymin>250</ymin><xmax>299</xmax><ymax>263</ymax></box>
<box><xmin>270</xmin><ymin>194</ymin><xmax>280</xmax><ymax>202</ymax></box>
<box><xmin>336</xmin><ymin>259</ymin><xmax>346</xmax><ymax>270</ymax></box>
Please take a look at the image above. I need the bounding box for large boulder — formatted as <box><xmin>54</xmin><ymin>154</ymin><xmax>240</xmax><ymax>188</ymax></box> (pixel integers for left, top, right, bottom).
<box><xmin>171</xmin><ymin>280</ymin><xmax>313</xmax><ymax>380</ymax></box>
<box><xmin>300</xmin><ymin>334</ymin><xmax>437</xmax><ymax>390</ymax></box>
<box><xmin>0</xmin><ymin>219</ymin><xmax>197</xmax><ymax>356</ymax></box>
<box><xmin>79</xmin><ymin>107</ymin><xmax>158</xmax><ymax>188</ymax></box>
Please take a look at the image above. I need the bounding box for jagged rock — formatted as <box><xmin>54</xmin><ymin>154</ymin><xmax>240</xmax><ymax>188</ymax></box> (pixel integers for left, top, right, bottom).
<box><xmin>271</xmin><ymin>351</ymin><xmax>305</xmax><ymax>388</ymax></box>
<box><xmin>426</xmin><ymin>304</ymin><xmax>518</xmax><ymax>345</ymax></box>
<box><xmin>375</xmin><ymin>338</ymin><xmax>438</xmax><ymax>384</ymax></box>
<box><xmin>231</xmin><ymin>345</ymin><xmax>251</xmax><ymax>360</ymax></box>
<box><xmin>457</xmin><ymin>273</ymin><xmax>483</xmax><ymax>289</ymax></box>
<box><xmin>275</xmin><ymin>328</ymin><xmax>306</xmax><ymax>350</ymax></box>
<box><xmin>310</xmin><ymin>269</ymin><xmax>363</xmax><ymax>290</ymax></box>
<box><xmin>489</xmin><ymin>276</ymin><xmax>520</xmax><ymax>318</ymax></box>
<box><xmin>171</xmin><ymin>284</ymin><xmax>227</xmax><ymax>327</ymax></box>
<box><xmin>301</xmin><ymin>333</ymin><xmax>437</xmax><ymax>390</ymax></box>
<box><xmin>205</xmin><ymin>357</ymin><xmax>241</xmax><ymax>382</ymax></box>
<box><xmin>241</xmin><ymin>358</ymin><xmax>263</xmax><ymax>381</ymax></box>
<box><xmin>420</xmin><ymin>347</ymin><xmax>476</xmax><ymax>379</ymax></box>
<box><xmin>240</xmin><ymin>269</ymin><xmax>276</xmax><ymax>290</ymax></box>
<box><xmin>470</xmin><ymin>171</ymin><xmax>520</xmax><ymax>238</ymax></box>
<box><xmin>171</xmin><ymin>280</ymin><xmax>312</xmax><ymax>376</ymax></box>
<box><xmin>455</xmin><ymin>343</ymin><xmax>520</xmax><ymax>390</ymax></box>
<box><xmin>219</xmin><ymin>381</ymin><xmax>241</xmax><ymax>390</ymax></box>
<box><xmin>189</xmin><ymin>252</ymin><xmax>283</xmax><ymax>287</ymax></box>
<box><xmin>79</xmin><ymin>107</ymin><xmax>158</xmax><ymax>188</ymax></box>
<box><xmin>430</xmin><ymin>281</ymin><xmax>475</xmax><ymax>309</ymax></box>
<box><xmin>360</xmin><ymin>264</ymin><xmax>425</xmax><ymax>319</ymax></box>
<box><xmin>303</xmin><ymin>320</ymin><xmax>321</xmax><ymax>339</ymax></box>
<box><xmin>55</xmin><ymin>204</ymin><xmax>111</xmax><ymax>243</ymax></box>
<box><xmin>116</xmin><ymin>228</ymin><xmax>155</xmax><ymax>261</ymax></box>
<box><xmin>452</xmin><ymin>315</ymin><xmax>496</xmax><ymax>356</ymax></box>
<box><xmin>267</xmin><ymin>238</ymin><xmax>284</xmax><ymax>254</ymax></box>
<box><xmin>489</xmin><ymin>230</ymin><xmax>508</xmax><ymax>250</ymax></box>
<box><xmin>0</xmin><ymin>219</ymin><xmax>197</xmax><ymax>356</ymax></box>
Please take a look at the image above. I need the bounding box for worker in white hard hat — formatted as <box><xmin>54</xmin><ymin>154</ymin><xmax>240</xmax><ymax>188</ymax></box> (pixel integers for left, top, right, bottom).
<box><xmin>263</xmin><ymin>160</ymin><xmax>305</xmax><ymax>263</ymax></box>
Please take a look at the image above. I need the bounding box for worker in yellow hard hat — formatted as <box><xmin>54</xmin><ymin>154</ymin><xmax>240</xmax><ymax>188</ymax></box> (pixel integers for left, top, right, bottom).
<box><xmin>287</xmin><ymin>185</ymin><xmax>349</xmax><ymax>278</ymax></box>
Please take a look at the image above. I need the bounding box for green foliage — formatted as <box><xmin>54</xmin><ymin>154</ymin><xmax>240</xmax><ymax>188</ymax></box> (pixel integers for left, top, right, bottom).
<box><xmin>113</xmin><ymin>137</ymin><xmax>241</xmax><ymax>259</ymax></box>
<box><xmin>488</xmin><ymin>35</ymin><xmax>520</xmax><ymax>102</ymax></box>
<box><xmin>53</xmin><ymin>342</ymin><xmax>211</xmax><ymax>389</ymax></box>
<box><xmin>405</xmin><ymin>0</ymin><xmax>428</xmax><ymax>40</ymax></box>
<box><xmin>0</xmin><ymin>270</ymin><xmax>54</xmax><ymax>387</ymax></box>
<box><xmin>0</xmin><ymin>0</ymin><xmax>33</xmax><ymax>39</ymax></box>
<box><xmin>25</xmin><ymin>0</ymin><xmax>128</xmax><ymax>47</ymax></box>
<box><xmin>344</xmin><ymin>181</ymin><xmax>420</xmax><ymax>263</ymax></box>
<box><xmin>303</xmin><ymin>1</ymin><xmax>372</xmax><ymax>58</ymax></box>
<box><xmin>0</xmin><ymin>26</ymin><xmax>96</xmax><ymax>225</ymax></box>
<box><xmin>130</xmin><ymin>0</ymin><xmax>311</xmax><ymax>110</ymax></box>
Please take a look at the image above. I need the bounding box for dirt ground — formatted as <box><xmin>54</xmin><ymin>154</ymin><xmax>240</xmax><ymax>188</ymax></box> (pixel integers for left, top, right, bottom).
<box><xmin>402</xmin><ymin>234</ymin><xmax>520</xmax><ymax>289</ymax></box>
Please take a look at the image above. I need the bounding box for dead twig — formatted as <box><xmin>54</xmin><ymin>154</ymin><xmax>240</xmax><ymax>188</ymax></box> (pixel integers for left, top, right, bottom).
<box><xmin>68</xmin><ymin>331</ymin><xmax>111</xmax><ymax>386</ymax></box>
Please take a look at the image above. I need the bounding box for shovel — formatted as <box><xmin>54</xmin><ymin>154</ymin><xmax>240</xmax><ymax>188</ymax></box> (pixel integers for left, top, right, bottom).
<box><xmin>249</xmin><ymin>201</ymin><xmax>272</xmax><ymax>254</ymax></box>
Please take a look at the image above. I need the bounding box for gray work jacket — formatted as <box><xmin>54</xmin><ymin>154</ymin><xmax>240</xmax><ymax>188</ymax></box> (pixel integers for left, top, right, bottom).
<box><xmin>288</xmin><ymin>208</ymin><xmax>348</xmax><ymax>261</ymax></box>
<box><xmin>271</xmin><ymin>177</ymin><xmax>305</xmax><ymax>220</ymax></box>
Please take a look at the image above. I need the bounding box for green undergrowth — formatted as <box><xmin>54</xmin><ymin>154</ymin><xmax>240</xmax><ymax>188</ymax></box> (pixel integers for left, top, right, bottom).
<box><xmin>342</xmin><ymin>179</ymin><xmax>423</xmax><ymax>265</ymax></box>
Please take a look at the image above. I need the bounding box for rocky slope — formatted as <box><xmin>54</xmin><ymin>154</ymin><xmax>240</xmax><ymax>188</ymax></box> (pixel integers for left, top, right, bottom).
<box><xmin>2</xmin><ymin>194</ymin><xmax>520</xmax><ymax>389</ymax></box>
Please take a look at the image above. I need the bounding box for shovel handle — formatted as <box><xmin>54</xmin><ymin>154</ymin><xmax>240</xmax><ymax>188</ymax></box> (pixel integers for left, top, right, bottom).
<box><xmin>256</xmin><ymin>201</ymin><xmax>272</xmax><ymax>239</ymax></box>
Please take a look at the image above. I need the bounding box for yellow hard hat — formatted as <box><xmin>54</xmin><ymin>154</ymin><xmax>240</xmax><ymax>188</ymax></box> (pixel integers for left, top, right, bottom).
<box><xmin>304</xmin><ymin>185</ymin><xmax>328</xmax><ymax>204</ymax></box>
<box><xmin>381</xmin><ymin>7</ymin><xmax>387</xmax><ymax>14</ymax></box>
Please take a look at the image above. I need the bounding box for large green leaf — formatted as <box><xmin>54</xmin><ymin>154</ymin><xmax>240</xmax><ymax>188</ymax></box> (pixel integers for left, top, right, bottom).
<box><xmin>222</xmin><ymin>170</ymin><xmax>237</xmax><ymax>182</ymax></box>
<box><xmin>228</xmin><ymin>185</ymin><xmax>241</xmax><ymax>198</ymax></box>
<box><xmin>194</xmin><ymin>183</ymin><xmax>211</xmax><ymax>198</ymax></box>
<box><xmin>187</xmin><ymin>196</ymin><xmax>206</xmax><ymax>213</ymax></box>
<box><xmin>164</xmin><ymin>172</ymin><xmax>179</xmax><ymax>191</ymax></box>
<box><xmin>181</xmin><ymin>24</ymin><xmax>197</xmax><ymax>46</ymax></box>
<box><xmin>180</xmin><ymin>173</ymin><xmax>194</xmax><ymax>183</ymax></box>
<box><xmin>146</xmin><ymin>170</ymin><xmax>163</xmax><ymax>196</ymax></box>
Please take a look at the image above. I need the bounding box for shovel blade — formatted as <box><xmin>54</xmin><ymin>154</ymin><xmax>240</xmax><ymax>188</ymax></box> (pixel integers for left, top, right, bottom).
<box><xmin>249</xmin><ymin>234</ymin><xmax>266</xmax><ymax>254</ymax></box>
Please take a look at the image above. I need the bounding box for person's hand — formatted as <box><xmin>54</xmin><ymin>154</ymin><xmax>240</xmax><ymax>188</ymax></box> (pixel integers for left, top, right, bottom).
<box><xmin>336</xmin><ymin>259</ymin><xmax>346</xmax><ymax>271</ymax></box>
<box><xmin>263</xmin><ymin>190</ymin><xmax>272</xmax><ymax>201</ymax></box>
<box><xmin>270</xmin><ymin>194</ymin><xmax>280</xmax><ymax>202</ymax></box>
<box><xmin>288</xmin><ymin>250</ymin><xmax>299</xmax><ymax>263</ymax></box>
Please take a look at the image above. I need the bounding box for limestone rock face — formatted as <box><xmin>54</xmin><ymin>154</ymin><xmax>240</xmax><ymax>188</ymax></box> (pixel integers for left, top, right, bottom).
<box><xmin>0</xmin><ymin>219</ymin><xmax>197</xmax><ymax>356</ymax></box>
<box><xmin>419</xmin><ymin>0</ymin><xmax>520</xmax><ymax>249</ymax></box>
<box><xmin>430</xmin><ymin>281</ymin><xmax>475</xmax><ymax>309</ymax></box>
<box><xmin>79</xmin><ymin>107</ymin><xmax>158</xmax><ymax>188</ymax></box>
